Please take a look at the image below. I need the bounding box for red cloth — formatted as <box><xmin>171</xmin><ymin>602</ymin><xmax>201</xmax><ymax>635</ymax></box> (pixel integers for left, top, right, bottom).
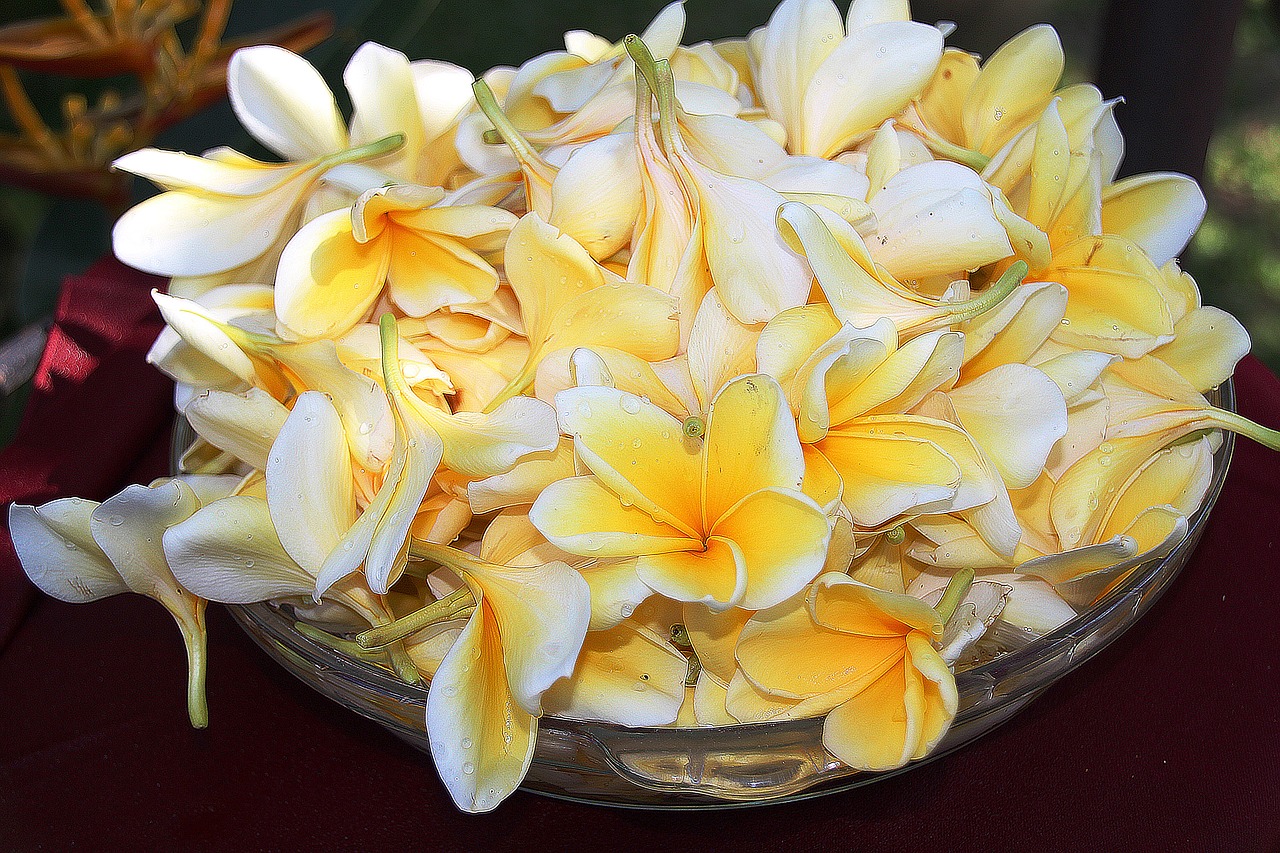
<box><xmin>1</xmin><ymin>262</ymin><xmax>1278</xmax><ymax>851</ymax></box>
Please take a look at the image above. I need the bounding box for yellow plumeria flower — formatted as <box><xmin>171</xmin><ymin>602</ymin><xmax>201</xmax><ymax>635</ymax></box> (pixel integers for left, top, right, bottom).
<box><xmin>487</xmin><ymin>212</ymin><xmax>681</xmax><ymax>408</ymax></box>
<box><xmin>530</xmin><ymin>374</ymin><xmax>831</xmax><ymax>611</ymax></box>
<box><xmin>274</xmin><ymin>184</ymin><xmax>516</xmax><ymax>339</ymax></box>
<box><xmin>728</xmin><ymin>573</ymin><xmax>956</xmax><ymax>771</ymax></box>
<box><xmin>777</xmin><ymin>201</ymin><xmax>1027</xmax><ymax>337</ymax></box>
<box><xmin>360</xmin><ymin>538</ymin><xmax>589</xmax><ymax>813</ymax></box>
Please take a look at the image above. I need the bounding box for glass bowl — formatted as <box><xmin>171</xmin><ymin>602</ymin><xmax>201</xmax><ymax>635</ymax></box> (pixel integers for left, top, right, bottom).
<box><xmin>179</xmin><ymin>382</ymin><xmax>1236</xmax><ymax>809</ymax></box>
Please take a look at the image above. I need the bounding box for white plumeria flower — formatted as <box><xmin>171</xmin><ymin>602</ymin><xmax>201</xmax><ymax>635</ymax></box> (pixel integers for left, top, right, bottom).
<box><xmin>11</xmin><ymin>475</ymin><xmax>240</xmax><ymax>727</ymax></box>
<box><xmin>112</xmin><ymin>42</ymin><xmax>473</xmax><ymax>280</ymax></box>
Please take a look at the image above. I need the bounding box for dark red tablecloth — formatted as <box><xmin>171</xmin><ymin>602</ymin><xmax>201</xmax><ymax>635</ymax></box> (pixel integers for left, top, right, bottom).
<box><xmin>1</xmin><ymin>259</ymin><xmax>1278</xmax><ymax>851</ymax></box>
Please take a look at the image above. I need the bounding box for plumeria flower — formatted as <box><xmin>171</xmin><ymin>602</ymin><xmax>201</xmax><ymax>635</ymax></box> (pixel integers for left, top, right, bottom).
<box><xmin>530</xmin><ymin>374</ymin><xmax>831</xmax><ymax>612</ymax></box>
<box><xmin>316</xmin><ymin>316</ymin><xmax>559</xmax><ymax>597</ymax></box>
<box><xmin>624</xmin><ymin>37</ymin><xmax>823</xmax><ymax>329</ymax></box>
<box><xmin>113</xmin><ymin>40</ymin><xmax>476</xmax><ymax>283</ymax></box>
<box><xmin>749</xmin><ymin>0</ymin><xmax>944</xmax><ymax>158</ymax></box>
<box><xmin>728</xmin><ymin>573</ymin><xmax>956</xmax><ymax>771</ymax></box>
<box><xmin>777</xmin><ymin>201</ymin><xmax>1027</xmax><ymax>337</ymax></box>
<box><xmin>486</xmin><ymin>212</ymin><xmax>680</xmax><ymax>408</ymax></box>
<box><xmin>356</xmin><ymin>536</ymin><xmax>589</xmax><ymax>812</ymax></box>
<box><xmin>11</xmin><ymin>475</ymin><xmax>240</xmax><ymax>727</ymax></box>
<box><xmin>274</xmin><ymin>183</ymin><xmax>516</xmax><ymax>339</ymax></box>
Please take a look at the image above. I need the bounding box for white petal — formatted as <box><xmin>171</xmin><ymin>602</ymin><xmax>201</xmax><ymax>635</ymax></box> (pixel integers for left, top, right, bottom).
<box><xmin>266</xmin><ymin>392</ymin><xmax>357</xmax><ymax>576</ymax></box>
<box><xmin>164</xmin><ymin>495</ymin><xmax>317</xmax><ymax>602</ymax></box>
<box><xmin>183</xmin><ymin>388</ymin><xmax>289</xmax><ymax>470</ymax></box>
<box><xmin>9</xmin><ymin>499</ymin><xmax>125</xmax><ymax>603</ymax></box>
<box><xmin>228</xmin><ymin>45</ymin><xmax>347</xmax><ymax>160</ymax></box>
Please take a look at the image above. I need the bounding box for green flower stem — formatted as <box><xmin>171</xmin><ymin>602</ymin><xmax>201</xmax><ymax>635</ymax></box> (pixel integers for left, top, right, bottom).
<box><xmin>624</xmin><ymin>35</ymin><xmax>677</xmax><ymax>153</ymax></box>
<box><xmin>180</xmin><ymin>609</ymin><xmax>208</xmax><ymax>730</ymax></box>
<box><xmin>1209</xmin><ymin>408</ymin><xmax>1280</xmax><ymax>452</ymax></box>
<box><xmin>387</xmin><ymin>642</ymin><xmax>424</xmax><ymax>685</ymax></box>
<box><xmin>920</xmin><ymin>133</ymin><xmax>991</xmax><ymax>172</ymax></box>
<box><xmin>947</xmin><ymin>260</ymin><xmax>1028</xmax><ymax>323</ymax></box>
<box><xmin>482</xmin><ymin>355</ymin><xmax>540</xmax><ymax>414</ymax></box>
<box><xmin>356</xmin><ymin>587</ymin><xmax>475</xmax><ymax>650</ymax></box>
<box><xmin>295</xmin><ymin>621</ymin><xmax>382</xmax><ymax>659</ymax></box>
<box><xmin>934</xmin><ymin>567</ymin><xmax>975</xmax><ymax>624</ymax></box>
<box><xmin>472</xmin><ymin>79</ymin><xmax>542</xmax><ymax>168</ymax></box>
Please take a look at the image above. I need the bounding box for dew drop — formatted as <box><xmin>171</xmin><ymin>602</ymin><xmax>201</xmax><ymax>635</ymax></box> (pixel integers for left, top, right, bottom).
<box><xmin>632</xmin><ymin>438</ymin><xmax>642</xmax><ymax>448</ymax></box>
<box><xmin>1099</xmin><ymin>442</ymin><xmax>1114</xmax><ymax>454</ymax></box>
<box><xmin>245</xmin><ymin>559</ymin><xmax>255</xmax><ymax>568</ymax></box>
<box><xmin>1099</xmin><ymin>456</ymin><xmax>1112</xmax><ymax>467</ymax></box>
<box><xmin>109</xmin><ymin>515</ymin><xmax>124</xmax><ymax>527</ymax></box>
<box><xmin>620</xmin><ymin>603</ymin><xmax>635</xmax><ymax>618</ymax></box>
<box><xmin>462</xmin><ymin>762</ymin><xmax>475</xmax><ymax>775</ymax></box>
<box><xmin>461</xmin><ymin>737</ymin><xmax>473</xmax><ymax>749</ymax></box>
<box><xmin>576</xmin><ymin>401</ymin><xmax>593</xmax><ymax>419</ymax></box>
<box><xmin>620</xmin><ymin>395</ymin><xmax>642</xmax><ymax>415</ymax></box>
<box><xmin>358</xmin><ymin>421</ymin><xmax>374</xmax><ymax>435</ymax></box>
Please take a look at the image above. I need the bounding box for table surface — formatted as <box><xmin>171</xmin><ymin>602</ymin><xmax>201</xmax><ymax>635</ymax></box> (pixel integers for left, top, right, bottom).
<box><xmin>1</xmin><ymin>258</ymin><xmax>1278</xmax><ymax>852</ymax></box>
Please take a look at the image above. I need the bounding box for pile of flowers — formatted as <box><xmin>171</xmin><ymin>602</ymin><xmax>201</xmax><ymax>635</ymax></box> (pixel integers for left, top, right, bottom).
<box><xmin>12</xmin><ymin>0</ymin><xmax>1280</xmax><ymax>813</ymax></box>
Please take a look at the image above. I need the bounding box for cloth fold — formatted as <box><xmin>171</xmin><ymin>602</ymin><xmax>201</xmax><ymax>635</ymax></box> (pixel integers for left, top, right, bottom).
<box><xmin>0</xmin><ymin>256</ymin><xmax>170</xmax><ymax>650</ymax></box>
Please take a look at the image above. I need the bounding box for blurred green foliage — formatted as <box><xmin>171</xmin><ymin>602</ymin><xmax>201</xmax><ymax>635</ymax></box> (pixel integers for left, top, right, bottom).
<box><xmin>1185</xmin><ymin>0</ymin><xmax>1280</xmax><ymax>370</ymax></box>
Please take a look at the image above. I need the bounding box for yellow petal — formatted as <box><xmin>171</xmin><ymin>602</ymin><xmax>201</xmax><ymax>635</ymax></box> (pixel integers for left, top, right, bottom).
<box><xmin>468</xmin><ymin>438</ymin><xmax>576</xmax><ymax>514</ymax></box>
<box><xmin>754</xmin><ymin>0</ymin><xmax>845</xmax><ymax>148</ymax></box>
<box><xmin>703</xmin><ymin>374</ymin><xmax>806</xmax><ymax>528</ymax></box>
<box><xmin>636</xmin><ymin>536</ymin><xmax>746</xmax><ymax>611</ymax></box>
<box><xmin>963</xmin><ymin>24</ymin><xmax>1063</xmax><ymax>154</ymax></box>
<box><xmin>1151</xmin><ymin>306</ymin><xmax>1250</xmax><ymax>393</ymax></box>
<box><xmin>541</xmin><ymin>619</ymin><xmax>687</xmax><ymax>726</ymax></box>
<box><xmin>683</xmin><ymin>603</ymin><xmax>752</xmax><ymax>682</ymax></box>
<box><xmin>809</xmin><ymin>572</ymin><xmax>942</xmax><ymax>637</ymax></box>
<box><xmin>816</xmin><ymin>428</ymin><xmax>960</xmax><ymax>527</ymax></box>
<box><xmin>555</xmin><ymin>385</ymin><xmax>702</xmax><ymax>535</ymax></box>
<box><xmin>687</xmin><ymin>290</ymin><xmax>762</xmax><ymax>412</ymax></box>
<box><xmin>275</xmin><ymin>208</ymin><xmax>390</xmax><ymax>339</ymax></box>
<box><xmin>426</xmin><ymin>598</ymin><xmax>537</xmax><ymax>814</ymax></box>
<box><xmin>802</xmin><ymin>22</ymin><xmax>943</xmax><ymax>158</ymax></box>
<box><xmin>821</xmin><ymin>656</ymin><xmax>917</xmax><ymax>770</ymax></box>
<box><xmin>386</xmin><ymin>231</ymin><xmax>500</xmax><ymax>317</ymax></box>
<box><xmin>182</xmin><ymin>388</ymin><xmax>289</xmax><ymax>471</ymax></box>
<box><xmin>530</xmin><ymin>475</ymin><xmax>702</xmax><ymax>558</ymax></box>
<box><xmin>711</xmin><ymin>487</ymin><xmax>831</xmax><ymax>610</ymax></box>
<box><xmin>1101</xmin><ymin>172</ymin><xmax>1206</xmax><ymax>267</ymax></box>
<box><xmin>948</xmin><ymin>364</ymin><xmax>1067</xmax><ymax>489</ymax></box>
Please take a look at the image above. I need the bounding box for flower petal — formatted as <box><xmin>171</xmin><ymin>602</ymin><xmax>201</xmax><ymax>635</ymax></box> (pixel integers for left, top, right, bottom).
<box><xmin>9</xmin><ymin>499</ymin><xmax>125</xmax><ymax>603</ymax></box>
<box><xmin>711</xmin><ymin>487</ymin><xmax>831</xmax><ymax>611</ymax></box>
<box><xmin>637</xmin><ymin>535</ymin><xmax>747</xmax><ymax>611</ymax></box>
<box><xmin>703</xmin><ymin>374</ymin><xmax>806</xmax><ymax>528</ymax></box>
<box><xmin>275</xmin><ymin>208</ymin><xmax>390</xmax><ymax>339</ymax></box>
<box><xmin>183</xmin><ymin>388</ymin><xmax>289</xmax><ymax>471</ymax></box>
<box><xmin>555</xmin><ymin>385</ymin><xmax>702</xmax><ymax>534</ymax></box>
<box><xmin>1101</xmin><ymin>172</ymin><xmax>1206</xmax><ymax>267</ymax></box>
<box><xmin>803</xmin><ymin>21</ymin><xmax>943</xmax><ymax>158</ymax></box>
<box><xmin>228</xmin><ymin>45</ymin><xmax>347</xmax><ymax>161</ymax></box>
<box><xmin>426</xmin><ymin>599</ymin><xmax>537</xmax><ymax>814</ymax></box>
<box><xmin>542</xmin><ymin>620</ymin><xmax>687</xmax><ymax>726</ymax></box>
<box><xmin>266</xmin><ymin>391</ymin><xmax>357</xmax><ymax>576</ymax></box>
<box><xmin>164</xmin><ymin>495</ymin><xmax>317</xmax><ymax>602</ymax></box>
<box><xmin>531</xmin><ymin>475</ymin><xmax>701</xmax><ymax>558</ymax></box>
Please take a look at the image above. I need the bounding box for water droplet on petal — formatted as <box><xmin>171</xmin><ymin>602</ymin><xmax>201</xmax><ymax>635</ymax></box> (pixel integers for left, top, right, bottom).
<box><xmin>461</xmin><ymin>737</ymin><xmax>473</xmax><ymax>749</ymax></box>
<box><xmin>620</xmin><ymin>395</ymin><xmax>642</xmax><ymax>415</ymax></box>
<box><xmin>109</xmin><ymin>515</ymin><xmax>124</xmax><ymax>527</ymax></box>
<box><xmin>462</xmin><ymin>762</ymin><xmax>475</xmax><ymax>775</ymax></box>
